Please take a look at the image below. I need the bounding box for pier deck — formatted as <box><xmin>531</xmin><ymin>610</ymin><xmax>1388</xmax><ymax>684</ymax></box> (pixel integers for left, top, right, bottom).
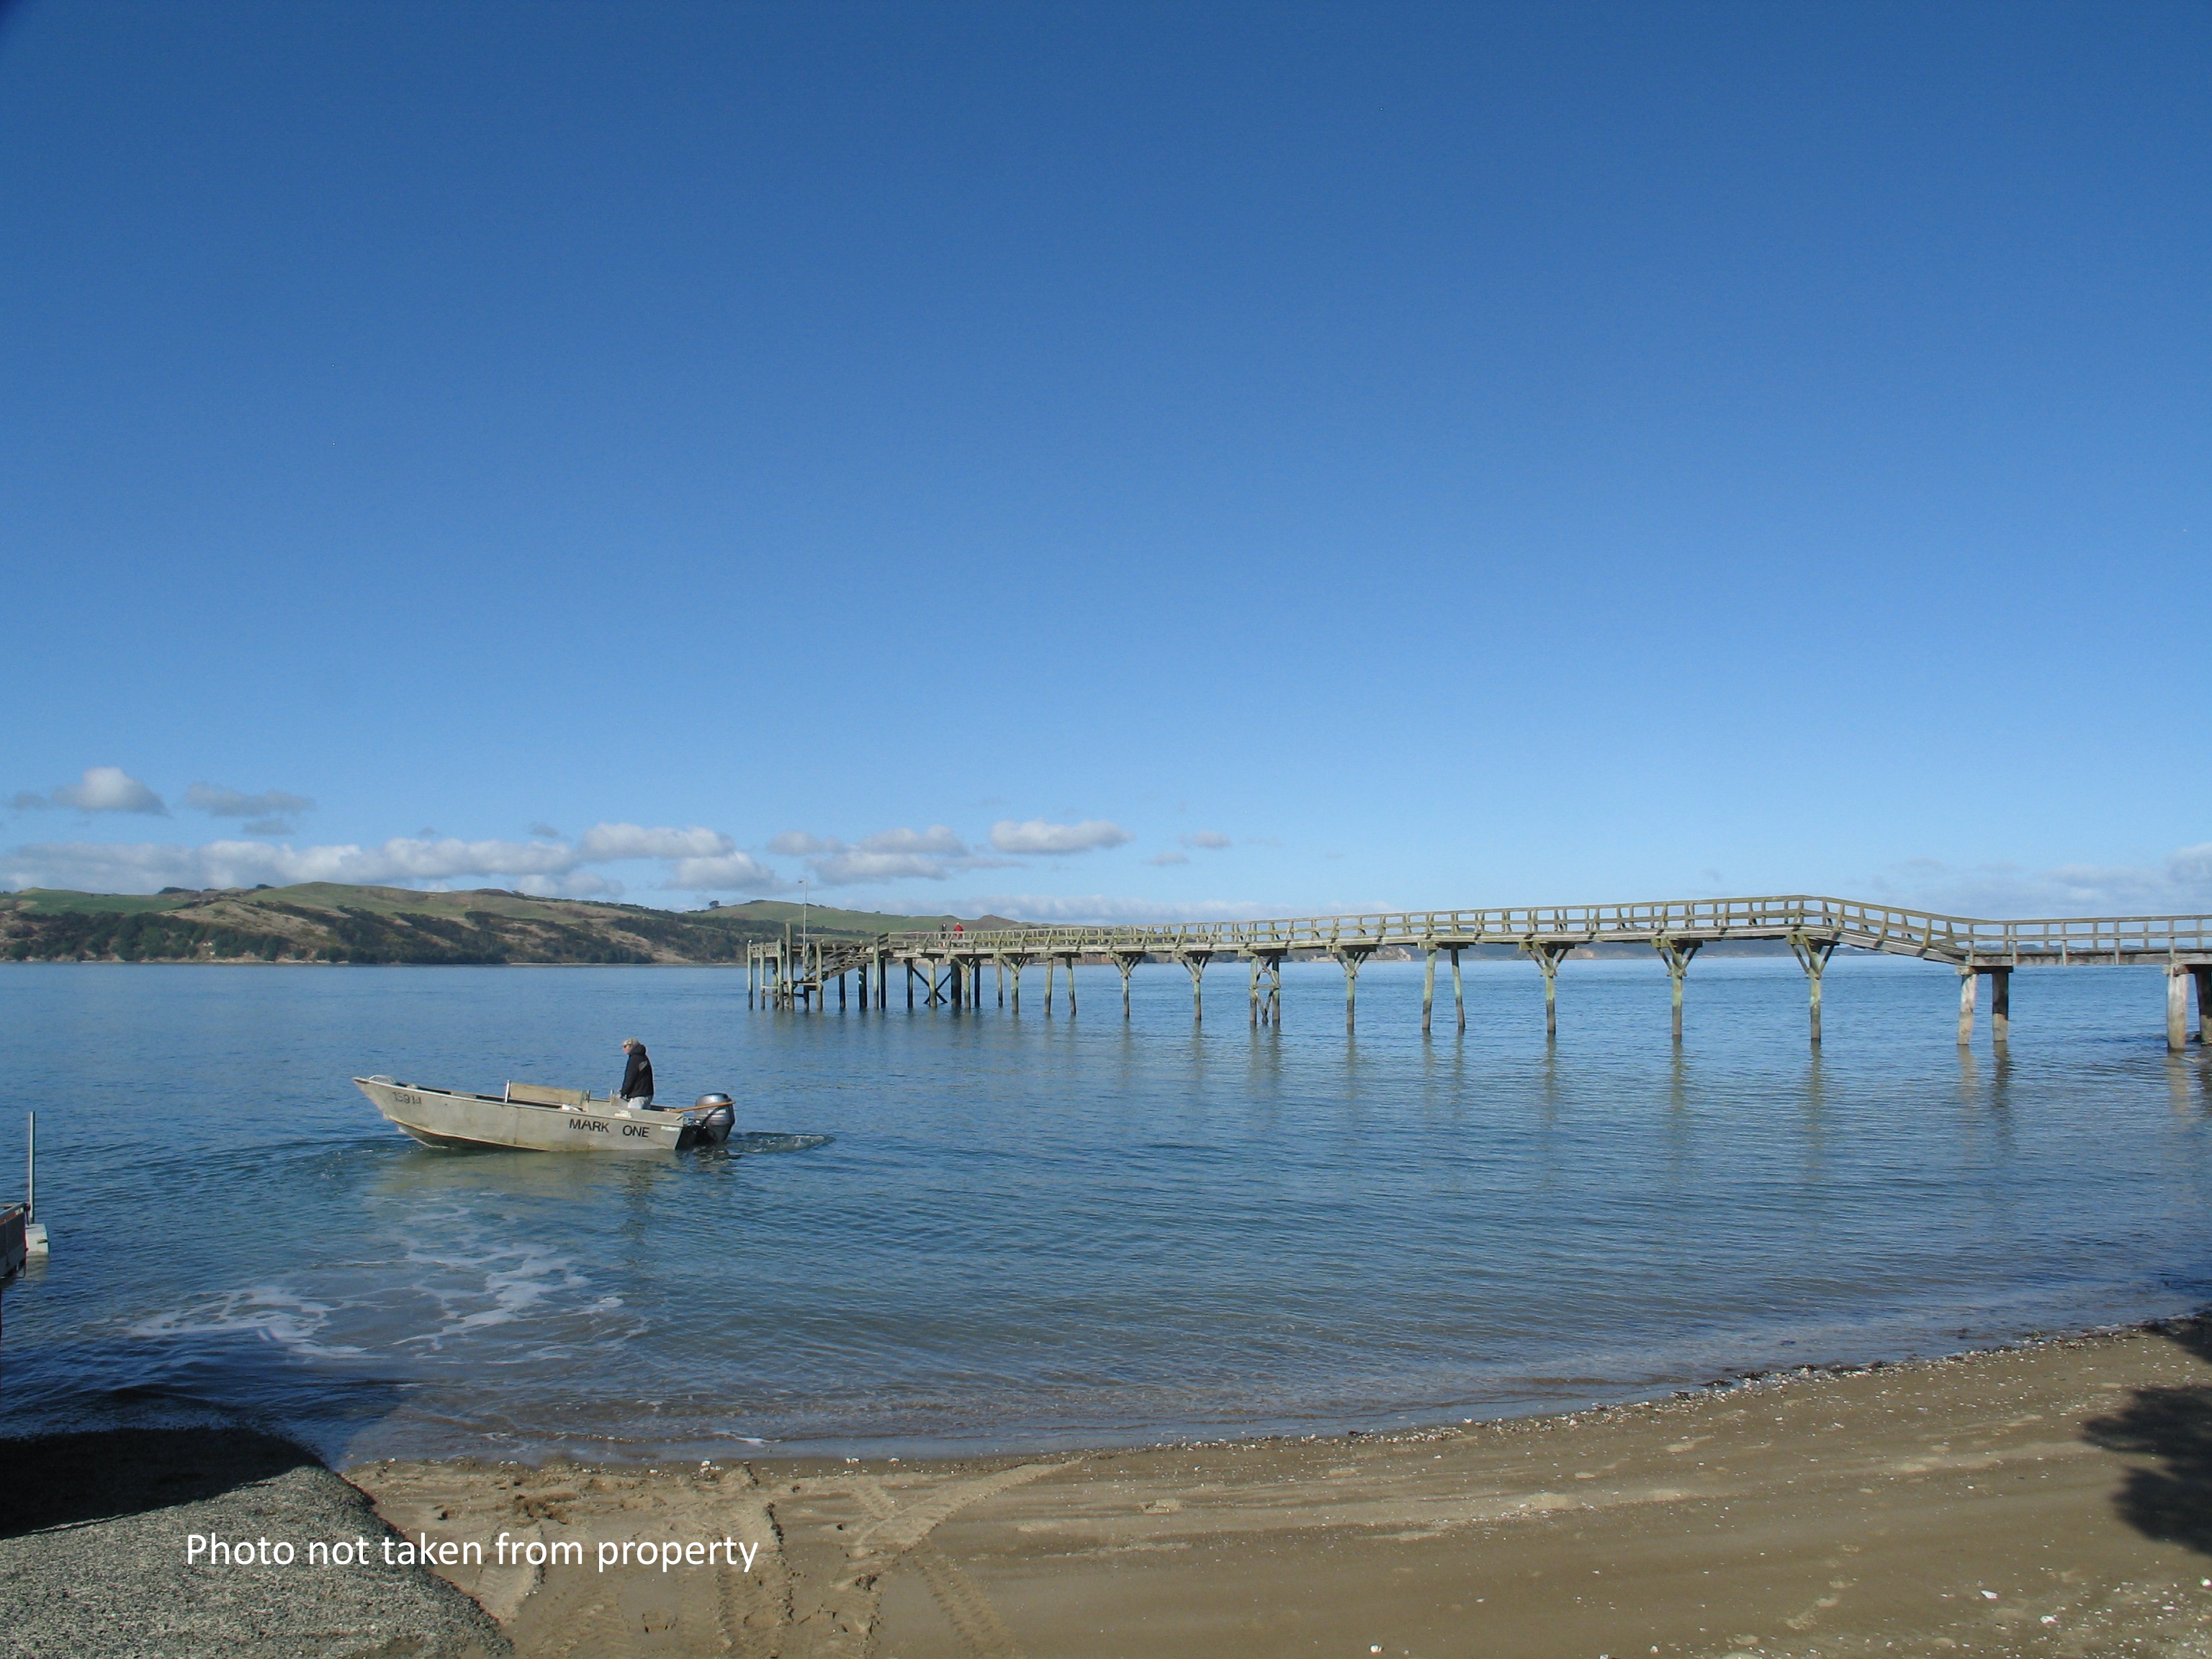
<box><xmin>746</xmin><ymin>894</ymin><xmax>2212</xmax><ymax>1048</ymax></box>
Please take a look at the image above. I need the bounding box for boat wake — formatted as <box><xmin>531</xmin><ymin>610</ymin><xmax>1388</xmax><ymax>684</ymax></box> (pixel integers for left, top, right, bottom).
<box><xmin>728</xmin><ymin>1132</ymin><xmax>834</xmax><ymax>1154</ymax></box>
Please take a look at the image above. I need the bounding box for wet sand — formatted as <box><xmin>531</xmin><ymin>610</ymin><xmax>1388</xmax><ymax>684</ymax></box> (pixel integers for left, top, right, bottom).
<box><xmin>350</xmin><ymin>1318</ymin><xmax>2212</xmax><ymax>1658</ymax></box>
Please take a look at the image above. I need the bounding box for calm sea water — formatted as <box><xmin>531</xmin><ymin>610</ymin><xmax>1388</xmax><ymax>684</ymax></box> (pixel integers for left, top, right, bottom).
<box><xmin>4</xmin><ymin>954</ymin><xmax>2211</xmax><ymax>1465</ymax></box>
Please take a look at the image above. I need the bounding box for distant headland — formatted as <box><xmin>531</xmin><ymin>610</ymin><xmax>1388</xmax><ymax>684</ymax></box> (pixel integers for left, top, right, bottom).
<box><xmin>0</xmin><ymin>884</ymin><xmax>1021</xmax><ymax>965</ymax></box>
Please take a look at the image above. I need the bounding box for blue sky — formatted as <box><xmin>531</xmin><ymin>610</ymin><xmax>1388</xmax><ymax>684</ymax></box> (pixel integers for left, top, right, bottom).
<box><xmin>4</xmin><ymin>1</ymin><xmax>2207</xmax><ymax>920</ymax></box>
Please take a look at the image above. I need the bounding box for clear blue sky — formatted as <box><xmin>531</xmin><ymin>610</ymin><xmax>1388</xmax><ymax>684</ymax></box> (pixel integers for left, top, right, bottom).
<box><xmin>4</xmin><ymin>1</ymin><xmax>2206</xmax><ymax>919</ymax></box>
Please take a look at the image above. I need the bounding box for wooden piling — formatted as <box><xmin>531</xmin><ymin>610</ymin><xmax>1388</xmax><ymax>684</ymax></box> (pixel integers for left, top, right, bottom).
<box><xmin>1990</xmin><ymin>968</ymin><xmax>2010</xmax><ymax>1045</ymax></box>
<box><xmin>2170</xmin><ymin>966</ymin><xmax>2190</xmax><ymax>1052</ymax></box>
<box><xmin>1957</xmin><ymin>969</ymin><xmax>1977</xmax><ymax>1046</ymax></box>
<box><xmin>1421</xmin><ymin>949</ymin><xmax>1435</xmax><ymax>1035</ymax></box>
<box><xmin>1451</xmin><ymin>948</ymin><xmax>1464</xmax><ymax>1033</ymax></box>
<box><xmin>1654</xmin><ymin>939</ymin><xmax>1701</xmax><ymax>1042</ymax></box>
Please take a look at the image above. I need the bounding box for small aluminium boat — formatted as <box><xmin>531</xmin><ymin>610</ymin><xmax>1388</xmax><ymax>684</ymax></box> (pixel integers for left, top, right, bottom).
<box><xmin>353</xmin><ymin>1076</ymin><xmax>737</xmax><ymax>1154</ymax></box>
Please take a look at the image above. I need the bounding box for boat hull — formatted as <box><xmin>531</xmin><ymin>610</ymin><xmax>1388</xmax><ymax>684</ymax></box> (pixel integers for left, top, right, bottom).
<box><xmin>353</xmin><ymin>1076</ymin><xmax>693</xmax><ymax>1154</ymax></box>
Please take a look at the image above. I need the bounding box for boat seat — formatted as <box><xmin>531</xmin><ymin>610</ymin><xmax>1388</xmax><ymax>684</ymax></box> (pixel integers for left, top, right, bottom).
<box><xmin>504</xmin><ymin>1082</ymin><xmax>591</xmax><ymax>1109</ymax></box>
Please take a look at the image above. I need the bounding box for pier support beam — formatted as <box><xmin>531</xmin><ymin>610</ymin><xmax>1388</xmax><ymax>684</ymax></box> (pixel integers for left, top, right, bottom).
<box><xmin>1179</xmin><ymin>951</ymin><xmax>1212</xmax><ymax>1022</ymax></box>
<box><xmin>997</xmin><ymin>957</ymin><xmax>1005</xmax><ymax>1007</ymax></box>
<box><xmin>1990</xmin><ymin>968</ymin><xmax>2010</xmax><ymax>1045</ymax></box>
<box><xmin>1451</xmin><ymin>947</ymin><xmax>1465</xmax><ymax>1033</ymax></box>
<box><xmin>1956</xmin><ymin>968</ymin><xmax>1977</xmax><ymax>1045</ymax></box>
<box><xmin>906</xmin><ymin>961</ymin><xmax>916</xmax><ymax>1010</ymax></box>
<box><xmin>1330</xmin><ymin>945</ymin><xmax>1377</xmax><ymax>1033</ymax></box>
<box><xmin>2170</xmin><ymin>966</ymin><xmax>2191</xmax><ymax>1052</ymax></box>
<box><xmin>2195</xmin><ymin>965</ymin><xmax>2212</xmax><ymax>1046</ymax></box>
<box><xmin>1112</xmin><ymin>951</ymin><xmax>1146</xmax><ymax>1017</ymax></box>
<box><xmin>1045</xmin><ymin>957</ymin><xmax>1056</xmax><ymax>1014</ymax></box>
<box><xmin>1421</xmin><ymin>948</ymin><xmax>1436</xmax><ymax>1035</ymax></box>
<box><xmin>1247</xmin><ymin>951</ymin><xmax>1285</xmax><ymax>1026</ymax></box>
<box><xmin>1521</xmin><ymin>940</ymin><xmax>1574</xmax><ymax>1040</ymax></box>
<box><xmin>1653</xmin><ymin>938</ymin><xmax>1702</xmax><ymax>1041</ymax></box>
<box><xmin>1787</xmin><ymin>932</ymin><xmax>1840</xmax><ymax>1045</ymax></box>
<box><xmin>1062</xmin><ymin>955</ymin><xmax>1079</xmax><ymax>1015</ymax></box>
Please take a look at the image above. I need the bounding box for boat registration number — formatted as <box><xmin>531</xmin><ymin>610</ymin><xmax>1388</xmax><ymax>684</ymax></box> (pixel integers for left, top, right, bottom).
<box><xmin>395</xmin><ymin>1092</ymin><xmax>422</xmax><ymax>1106</ymax></box>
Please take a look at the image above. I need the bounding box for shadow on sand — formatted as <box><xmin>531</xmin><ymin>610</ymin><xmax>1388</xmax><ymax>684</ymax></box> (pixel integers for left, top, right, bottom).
<box><xmin>2084</xmin><ymin>1315</ymin><xmax>2212</xmax><ymax>1555</ymax></box>
<box><xmin>2</xmin><ymin>1425</ymin><xmax>323</xmax><ymax>1539</ymax></box>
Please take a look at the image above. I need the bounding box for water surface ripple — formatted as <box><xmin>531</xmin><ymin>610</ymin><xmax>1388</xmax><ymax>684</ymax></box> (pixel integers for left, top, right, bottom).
<box><xmin>4</xmin><ymin>956</ymin><xmax>2209</xmax><ymax>1463</ymax></box>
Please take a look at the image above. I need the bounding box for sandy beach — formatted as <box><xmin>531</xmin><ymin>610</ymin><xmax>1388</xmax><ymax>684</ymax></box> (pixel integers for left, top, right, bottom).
<box><xmin>334</xmin><ymin>1316</ymin><xmax>2212</xmax><ymax>1658</ymax></box>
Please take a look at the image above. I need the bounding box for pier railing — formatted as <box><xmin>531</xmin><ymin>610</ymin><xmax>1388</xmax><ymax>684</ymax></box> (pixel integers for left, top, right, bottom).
<box><xmin>876</xmin><ymin>895</ymin><xmax>2212</xmax><ymax>968</ymax></box>
<box><xmin>747</xmin><ymin>894</ymin><xmax>2212</xmax><ymax>1048</ymax></box>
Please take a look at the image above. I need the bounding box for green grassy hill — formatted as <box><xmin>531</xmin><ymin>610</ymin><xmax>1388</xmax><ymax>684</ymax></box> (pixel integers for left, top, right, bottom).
<box><xmin>0</xmin><ymin>884</ymin><xmax>1014</xmax><ymax>965</ymax></box>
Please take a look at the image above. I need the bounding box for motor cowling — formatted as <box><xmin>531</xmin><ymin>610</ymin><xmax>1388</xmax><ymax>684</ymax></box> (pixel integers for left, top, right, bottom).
<box><xmin>693</xmin><ymin>1092</ymin><xmax>736</xmax><ymax>1145</ymax></box>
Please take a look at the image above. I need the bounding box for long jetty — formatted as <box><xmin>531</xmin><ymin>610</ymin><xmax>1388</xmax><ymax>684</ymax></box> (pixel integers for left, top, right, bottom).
<box><xmin>745</xmin><ymin>894</ymin><xmax>2212</xmax><ymax>1049</ymax></box>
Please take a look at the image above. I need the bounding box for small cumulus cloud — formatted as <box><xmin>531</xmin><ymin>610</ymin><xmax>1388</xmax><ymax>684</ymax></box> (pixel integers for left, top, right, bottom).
<box><xmin>529</xmin><ymin>822</ymin><xmax>562</xmax><ymax>840</ymax></box>
<box><xmin>855</xmin><ymin>826</ymin><xmax>968</xmax><ymax>857</ymax></box>
<box><xmin>665</xmin><ymin>852</ymin><xmax>791</xmax><ymax>894</ymax></box>
<box><xmin>989</xmin><ymin>819</ymin><xmax>1133</xmax><ymax>855</ymax></box>
<box><xmin>577</xmin><ymin>823</ymin><xmax>732</xmax><ymax>860</ymax></box>
<box><xmin>814</xmin><ymin>850</ymin><xmax>959</xmax><ymax>884</ymax></box>
<box><xmin>772</xmin><ymin>825</ymin><xmax>1015</xmax><ymax>886</ymax></box>
<box><xmin>185</xmin><ymin>783</ymin><xmax>315</xmax><ymax>819</ymax></box>
<box><xmin>1148</xmin><ymin>851</ymin><xmax>1190</xmax><ymax>866</ymax></box>
<box><xmin>11</xmin><ymin>766</ymin><xmax>168</xmax><ymax>815</ymax></box>
<box><xmin>1178</xmin><ymin>830</ymin><xmax>1232</xmax><ymax>850</ymax></box>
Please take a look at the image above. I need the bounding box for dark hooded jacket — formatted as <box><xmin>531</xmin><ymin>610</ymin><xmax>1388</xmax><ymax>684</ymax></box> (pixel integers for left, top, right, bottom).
<box><xmin>620</xmin><ymin>1046</ymin><xmax>654</xmax><ymax>1100</ymax></box>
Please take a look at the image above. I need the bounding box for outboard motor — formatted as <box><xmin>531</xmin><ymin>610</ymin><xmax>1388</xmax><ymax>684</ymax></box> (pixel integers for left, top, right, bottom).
<box><xmin>692</xmin><ymin>1092</ymin><xmax>737</xmax><ymax>1146</ymax></box>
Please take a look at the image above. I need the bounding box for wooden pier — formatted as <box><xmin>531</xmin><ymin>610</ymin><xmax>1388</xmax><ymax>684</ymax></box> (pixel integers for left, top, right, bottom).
<box><xmin>745</xmin><ymin>894</ymin><xmax>2212</xmax><ymax>1048</ymax></box>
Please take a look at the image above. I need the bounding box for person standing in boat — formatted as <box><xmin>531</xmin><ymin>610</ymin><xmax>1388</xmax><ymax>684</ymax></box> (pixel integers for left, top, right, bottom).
<box><xmin>618</xmin><ymin>1038</ymin><xmax>655</xmax><ymax>1109</ymax></box>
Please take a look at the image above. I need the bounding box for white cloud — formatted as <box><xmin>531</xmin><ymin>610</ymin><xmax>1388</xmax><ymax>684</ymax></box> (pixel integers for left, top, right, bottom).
<box><xmin>3</xmin><ymin>835</ymin><xmax>577</xmax><ymax>893</ymax></box>
<box><xmin>1148</xmin><ymin>851</ymin><xmax>1191</xmax><ymax>866</ymax></box>
<box><xmin>855</xmin><ymin>825</ymin><xmax>968</xmax><ymax>856</ymax></box>
<box><xmin>958</xmin><ymin>893</ymin><xmax>1269</xmax><ymax>925</ymax></box>
<box><xmin>11</xmin><ymin>766</ymin><xmax>167</xmax><ymax>815</ymax></box>
<box><xmin>185</xmin><ymin>783</ymin><xmax>315</xmax><ymax>819</ymax></box>
<box><xmin>665</xmin><ymin>852</ymin><xmax>791</xmax><ymax>894</ymax></box>
<box><xmin>814</xmin><ymin>850</ymin><xmax>960</xmax><ymax>884</ymax></box>
<box><xmin>770</xmin><ymin>824</ymin><xmax>1012</xmax><ymax>886</ymax></box>
<box><xmin>989</xmin><ymin>818</ymin><xmax>1133</xmax><ymax>855</ymax></box>
<box><xmin>1178</xmin><ymin>830</ymin><xmax>1232</xmax><ymax>850</ymax></box>
<box><xmin>577</xmin><ymin>823</ymin><xmax>733</xmax><ymax>860</ymax></box>
<box><xmin>1866</xmin><ymin>843</ymin><xmax>2212</xmax><ymax>918</ymax></box>
<box><xmin>4</xmin><ymin>819</ymin><xmax>786</xmax><ymax>900</ymax></box>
